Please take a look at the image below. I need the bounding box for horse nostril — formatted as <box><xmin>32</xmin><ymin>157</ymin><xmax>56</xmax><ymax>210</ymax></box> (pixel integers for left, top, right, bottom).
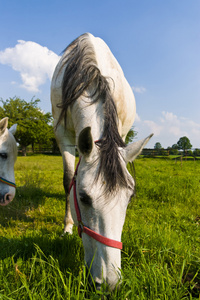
<box><xmin>4</xmin><ymin>193</ymin><xmax>12</xmax><ymax>202</ymax></box>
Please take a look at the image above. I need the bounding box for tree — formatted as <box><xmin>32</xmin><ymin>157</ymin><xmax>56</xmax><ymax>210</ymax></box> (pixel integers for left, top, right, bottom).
<box><xmin>125</xmin><ymin>127</ymin><xmax>137</xmax><ymax>144</ymax></box>
<box><xmin>0</xmin><ymin>97</ymin><xmax>54</xmax><ymax>155</ymax></box>
<box><xmin>167</xmin><ymin>144</ymin><xmax>179</xmax><ymax>155</ymax></box>
<box><xmin>154</xmin><ymin>142</ymin><xmax>162</xmax><ymax>150</ymax></box>
<box><xmin>172</xmin><ymin>144</ymin><xmax>178</xmax><ymax>149</ymax></box>
<box><xmin>167</xmin><ymin>146</ymin><xmax>179</xmax><ymax>155</ymax></box>
<box><xmin>177</xmin><ymin>136</ymin><xmax>192</xmax><ymax>154</ymax></box>
<box><xmin>193</xmin><ymin>148</ymin><xmax>200</xmax><ymax>156</ymax></box>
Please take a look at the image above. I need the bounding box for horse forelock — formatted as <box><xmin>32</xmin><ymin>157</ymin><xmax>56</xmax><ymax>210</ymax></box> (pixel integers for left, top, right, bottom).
<box><xmin>57</xmin><ymin>33</ymin><xmax>131</xmax><ymax>193</ymax></box>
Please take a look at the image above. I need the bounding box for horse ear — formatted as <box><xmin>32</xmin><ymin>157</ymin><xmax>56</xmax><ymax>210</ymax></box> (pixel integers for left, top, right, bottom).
<box><xmin>0</xmin><ymin>117</ymin><xmax>8</xmax><ymax>136</ymax></box>
<box><xmin>123</xmin><ymin>134</ymin><xmax>153</xmax><ymax>163</ymax></box>
<box><xmin>78</xmin><ymin>127</ymin><xmax>93</xmax><ymax>156</ymax></box>
<box><xmin>9</xmin><ymin>124</ymin><xmax>17</xmax><ymax>136</ymax></box>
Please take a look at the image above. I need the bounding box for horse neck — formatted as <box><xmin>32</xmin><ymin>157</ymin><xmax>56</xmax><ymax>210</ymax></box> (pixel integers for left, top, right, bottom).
<box><xmin>71</xmin><ymin>96</ymin><xmax>104</xmax><ymax>143</ymax></box>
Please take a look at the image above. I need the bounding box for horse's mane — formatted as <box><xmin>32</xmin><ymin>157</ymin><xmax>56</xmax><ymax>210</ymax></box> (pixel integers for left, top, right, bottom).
<box><xmin>56</xmin><ymin>33</ymin><xmax>128</xmax><ymax>192</ymax></box>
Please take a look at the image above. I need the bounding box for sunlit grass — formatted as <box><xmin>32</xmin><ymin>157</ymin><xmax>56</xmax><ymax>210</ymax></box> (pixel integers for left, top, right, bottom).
<box><xmin>0</xmin><ymin>155</ymin><xmax>200</xmax><ymax>299</ymax></box>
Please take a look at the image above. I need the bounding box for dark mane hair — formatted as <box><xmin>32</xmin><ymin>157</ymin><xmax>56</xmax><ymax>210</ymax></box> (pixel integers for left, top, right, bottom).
<box><xmin>56</xmin><ymin>33</ymin><xmax>128</xmax><ymax>192</ymax></box>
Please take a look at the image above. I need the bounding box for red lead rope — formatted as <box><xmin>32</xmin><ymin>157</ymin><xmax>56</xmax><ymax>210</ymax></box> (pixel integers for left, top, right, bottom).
<box><xmin>69</xmin><ymin>158</ymin><xmax>123</xmax><ymax>250</ymax></box>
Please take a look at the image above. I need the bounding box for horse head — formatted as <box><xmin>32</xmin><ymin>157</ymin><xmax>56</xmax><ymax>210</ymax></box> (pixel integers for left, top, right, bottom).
<box><xmin>69</xmin><ymin>126</ymin><xmax>153</xmax><ymax>290</ymax></box>
<box><xmin>0</xmin><ymin>117</ymin><xmax>17</xmax><ymax>206</ymax></box>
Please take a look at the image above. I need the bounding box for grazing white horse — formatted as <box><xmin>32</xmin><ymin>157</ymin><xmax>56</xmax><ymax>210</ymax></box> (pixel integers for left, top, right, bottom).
<box><xmin>0</xmin><ymin>117</ymin><xmax>17</xmax><ymax>206</ymax></box>
<box><xmin>51</xmin><ymin>33</ymin><xmax>152</xmax><ymax>290</ymax></box>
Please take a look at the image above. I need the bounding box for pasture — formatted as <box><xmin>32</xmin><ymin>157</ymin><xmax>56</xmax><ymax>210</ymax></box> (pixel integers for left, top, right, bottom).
<box><xmin>0</xmin><ymin>155</ymin><xmax>200</xmax><ymax>299</ymax></box>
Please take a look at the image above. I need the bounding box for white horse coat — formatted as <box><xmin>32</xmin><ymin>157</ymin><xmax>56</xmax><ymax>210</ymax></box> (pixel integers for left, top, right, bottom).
<box><xmin>51</xmin><ymin>33</ymin><xmax>152</xmax><ymax>290</ymax></box>
<box><xmin>0</xmin><ymin>117</ymin><xmax>17</xmax><ymax>206</ymax></box>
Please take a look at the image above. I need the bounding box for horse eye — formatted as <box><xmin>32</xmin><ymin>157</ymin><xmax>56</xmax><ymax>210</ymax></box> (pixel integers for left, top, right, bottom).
<box><xmin>0</xmin><ymin>153</ymin><xmax>7</xmax><ymax>159</ymax></box>
<box><xmin>79</xmin><ymin>192</ymin><xmax>92</xmax><ymax>206</ymax></box>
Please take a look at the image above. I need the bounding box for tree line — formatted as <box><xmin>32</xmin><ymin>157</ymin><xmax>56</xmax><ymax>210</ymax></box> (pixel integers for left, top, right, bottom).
<box><xmin>1</xmin><ymin>97</ymin><xmax>199</xmax><ymax>157</ymax></box>
<box><xmin>154</xmin><ymin>138</ymin><xmax>200</xmax><ymax>156</ymax></box>
<box><xmin>0</xmin><ymin>97</ymin><xmax>56</xmax><ymax>156</ymax></box>
<box><xmin>0</xmin><ymin>97</ymin><xmax>138</xmax><ymax>156</ymax></box>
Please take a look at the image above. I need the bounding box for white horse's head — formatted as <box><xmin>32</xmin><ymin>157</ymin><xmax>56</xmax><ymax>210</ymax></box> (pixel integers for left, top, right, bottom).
<box><xmin>69</xmin><ymin>126</ymin><xmax>153</xmax><ymax>290</ymax></box>
<box><xmin>0</xmin><ymin>117</ymin><xmax>17</xmax><ymax>206</ymax></box>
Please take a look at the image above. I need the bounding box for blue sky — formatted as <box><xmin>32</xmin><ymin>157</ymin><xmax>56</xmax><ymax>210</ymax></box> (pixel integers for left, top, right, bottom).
<box><xmin>0</xmin><ymin>0</ymin><xmax>199</xmax><ymax>148</ymax></box>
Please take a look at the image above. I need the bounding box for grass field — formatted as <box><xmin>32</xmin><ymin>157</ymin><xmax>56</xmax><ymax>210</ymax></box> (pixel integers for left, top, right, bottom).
<box><xmin>0</xmin><ymin>155</ymin><xmax>200</xmax><ymax>299</ymax></box>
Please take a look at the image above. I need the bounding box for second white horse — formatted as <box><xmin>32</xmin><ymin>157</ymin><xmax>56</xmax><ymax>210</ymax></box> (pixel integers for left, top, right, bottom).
<box><xmin>0</xmin><ymin>117</ymin><xmax>17</xmax><ymax>206</ymax></box>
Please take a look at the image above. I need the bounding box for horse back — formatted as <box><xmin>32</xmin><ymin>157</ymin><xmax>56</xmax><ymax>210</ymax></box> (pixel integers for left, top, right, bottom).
<box><xmin>51</xmin><ymin>33</ymin><xmax>136</xmax><ymax>139</ymax></box>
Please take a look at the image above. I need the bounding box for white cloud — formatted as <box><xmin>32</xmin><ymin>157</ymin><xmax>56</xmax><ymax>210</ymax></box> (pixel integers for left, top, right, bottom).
<box><xmin>135</xmin><ymin>113</ymin><xmax>141</xmax><ymax>122</ymax></box>
<box><xmin>144</xmin><ymin>120</ymin><xmax>163</xmax><ymax>136</ymax></box>
<box><xmin>169</xmin><ymin>126</ymin><xmax>183</xmax><ymax>136</ymax></box>
<box><xmin>161</xmin><ymin>111</ymin><xmax>179</xmax><ymax>123</ymax></box>
<box><xmin>0</xmin><ymin>40</ymin><xmax>60</xmax><ymax>92</ymax></box>
<box><xmin>192</xmin><ymin>127</ymin><xmax>200</xmax><ymax>137</ymax></box>
<box><xmin>134</xmin><ymin>111</ymin><xmax>200</xmax><ymax>148</ymax></box>
<box><xmin>132</xmin><ymin>86</ymin><xmax>146</xmax><ymax>94</ymax></box>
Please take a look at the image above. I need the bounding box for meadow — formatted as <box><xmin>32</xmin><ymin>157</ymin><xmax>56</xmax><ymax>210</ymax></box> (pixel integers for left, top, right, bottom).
<box><xmin>0</xmin><ymin>155</ymin><xmax>200</xmax><ymax>299</ymax></box>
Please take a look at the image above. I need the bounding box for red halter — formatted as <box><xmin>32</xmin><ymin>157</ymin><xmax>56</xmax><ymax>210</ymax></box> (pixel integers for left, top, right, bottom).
<box><xmin>69</xmin><ymin>158</ymin><xmax>123</xmax><ymax>250</ymax></box>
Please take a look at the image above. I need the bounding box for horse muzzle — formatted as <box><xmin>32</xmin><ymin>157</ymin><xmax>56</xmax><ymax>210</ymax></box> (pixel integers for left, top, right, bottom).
<box><xmin>0</xmin><ymin>192</ymin><xmax>15</xmax><ymax>206</ymax></box>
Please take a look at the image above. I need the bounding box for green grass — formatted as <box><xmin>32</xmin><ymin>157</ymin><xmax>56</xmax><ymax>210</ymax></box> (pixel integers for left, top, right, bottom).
<box><xmin>0</xmin><ymin>155</ymin><xmax>200</xmax><ymax>299</ymax></box>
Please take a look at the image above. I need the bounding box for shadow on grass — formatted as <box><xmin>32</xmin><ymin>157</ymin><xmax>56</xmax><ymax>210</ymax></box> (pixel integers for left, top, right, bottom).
<box><xmin>0</xmin><ymin>232</ymin><xmax>83</xmax><ymax>275</ymax></box>
<box><xmin>0</xmin><ymin>185</ymin><xmax>65</xmax><ymax>227</ymax></box>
